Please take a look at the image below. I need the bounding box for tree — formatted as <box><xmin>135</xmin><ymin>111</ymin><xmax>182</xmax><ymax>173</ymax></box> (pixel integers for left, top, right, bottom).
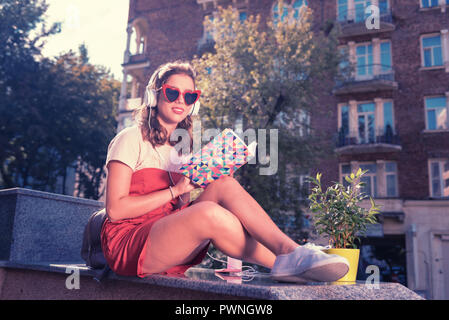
<box><xmin>0</xmin><ymin>0</ymin><xmax>60</xmax><ymax>187</ymax></box>
<box><xmin>191</xmin><ymin>2</ymin><xmax>341</xmax><ymax>241</ymax></box>
<box><xmin>0</xmin><ymin>0</ymin><xmax>120</xmax><ymax>199</ymax></box>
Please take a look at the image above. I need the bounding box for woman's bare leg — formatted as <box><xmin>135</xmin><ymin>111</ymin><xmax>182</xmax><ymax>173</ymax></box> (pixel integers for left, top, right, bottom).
<box><xmin>192</xmin><ymin>176</ymin><xmax>299</xmax><ymax>256</ymax></box>
<box><xmin>141</xmin><ymin>201</ymin><xmax>276</xmax><ymax>274</ymax></box>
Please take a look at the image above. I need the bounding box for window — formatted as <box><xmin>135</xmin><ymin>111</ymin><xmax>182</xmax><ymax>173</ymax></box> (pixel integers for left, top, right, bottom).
<box><xmin>273</xmin><ymin>1</ymin><xmax>308</xmax><ymax>24</ymax></box>
<box><xmin>380</xmin><ymin>41</ymin><xmax>392</xmax><ymax>72</ymax></box>
<box><xmin>379</xmin><ymin>0</ymin><xmax>389</xmax><ymax>14</ymax></box>
<box><xmin>421</xmin><ymin>0</ymin><xmax>439</xmax><ymax>8</ymax></box>
<box><xmin>338</xmin><ymin>46</ymin><xmax>350</xmax><ymax>73</ymax></box>
<box><xmin>385</xmin><ymin>162</ymin><xmax>398</xmax><ymax>197</ymax></box>
<box><xmin>342</xmin><ymin>40</ymin><xmax>393</xmax><ymax>80</ymax></box>
<box><xmin>340</xmin><ymin>105</ymin><xmax>350</xmax><ymax>137</ymax></box>
<box><xmin>299</xmin><ymin>174</ymin><xmax>311</xmax><ymax>200</ymax></box>
<box><xmin>356</xmin><ymin>44</ymin><xmax>373</xmax><ymax>78</ymax></box>
<box><xmin>429</xmin><ymin>159</ymin><xmax>449</xmax><ymax>197</ymax></box>
<box><xmin>354</xmin><ymin>0</ymin><xmax>372</xmax><ymax>22</ymax></box>
<box><xmin>129</xmin><ymin>27</ymin><xmax>138</xmax><ymax>54</ymax></box>
<box><xmin>138</xmin><ymin>36</ymin><xmax>145</xmax><ymax>54</ymax></box>
<box><xmin>341</xmin><ymin>162</ymin><xmax>399</xmax><ymax>198</ymax></box>
<box><xmin>341</xmin><ymin>163</ymin><xmax>352</xmax><ymax>188</ymax></box>
<box><xmin>422</xmin><ymin>34</ymin><xmax>443</xmax><ymax>67</ymax></box>
<box><xmin>205</xmin><ymin>15</ymin><xmax>215</xmax><ymax>40</ymax></box>
<box><xmin>383</xmin><ymin>101</ymin><xmax>394</xmax><ymax>132</ymax></box>
<box><xmin>357</xmin><ymin>102</ymin><xmax>376</xmax><ymax>143</ymax></box>
<box><xmin>337</xmin><ymin>0</ymin><xmax>348</xmax><ymax>21</ymax></box>
<box><xmin>338</xmin><ymin>0</ymin><xmax>390</xmax><ymax>22</ymax></box>
<box><xmin>293</xmin><ymin>0</ymin><xmax>308</xmax><ymax>19</ymax></box>
<box><xmin>272</xmin><ymin>2</ymin><xmax>289</xmax><ymax>25</ymax></box>
<box><xmin>425</xmin><ymin>96</ymin><xmax>448</xmax><ymax>130</ymax></box>
<box><xmin>339</xmin><ymin>100</ymin><xmax>396</xmax><ymax>145</ymax></box>
<box><xmin>360</xmin><ymin>163</ymin><xmax>378</xmax><ymax>197</ymax></box>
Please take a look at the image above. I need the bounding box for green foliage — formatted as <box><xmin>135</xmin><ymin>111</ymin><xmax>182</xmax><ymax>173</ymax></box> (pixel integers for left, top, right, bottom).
<box><xmin>192</xmin><ymin>2</ymin><xmax>341</xmax><ymax>132</ymax></box>
<box><xmin>0</xmin><ymin>0</ymin><xmax>120</xmax><ymax>199</ymax></box>
<box><xmin>307</xmin><ymin>169</ymin><xmax>381</xmax><ymax>249</ymax></box>
<box><xmin>190</xmin><ymin>3</ymin><xmax>342</xmax><ymax>240</ymax></box>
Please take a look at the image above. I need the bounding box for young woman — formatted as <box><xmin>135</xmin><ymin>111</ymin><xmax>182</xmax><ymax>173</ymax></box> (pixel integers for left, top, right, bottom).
<box><xmin>101</xmin><ymin>60</ymin><xmax>349</xmax><ymax>282</ymax></box>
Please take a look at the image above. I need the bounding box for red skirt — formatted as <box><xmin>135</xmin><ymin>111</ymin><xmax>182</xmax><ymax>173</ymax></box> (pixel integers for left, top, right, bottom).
<box><xmin>100</xmin><ymin>168</ymin><xmax>210</xmax><ymax>278</ymax></box>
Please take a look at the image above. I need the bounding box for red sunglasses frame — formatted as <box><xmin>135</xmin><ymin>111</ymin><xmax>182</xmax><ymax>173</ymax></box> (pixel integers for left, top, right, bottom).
<box><xmin>160</xmin><ymin>83</ymin><xmax>201</xmax><ymax>106</ymax></box>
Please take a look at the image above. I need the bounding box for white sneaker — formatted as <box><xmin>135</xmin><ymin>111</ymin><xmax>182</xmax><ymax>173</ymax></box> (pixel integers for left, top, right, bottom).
<box><xmin>270</xmin><ymin>246</ymin><xmax>350</xmax><ymax>283</ymax></box>
<box><xmin>302</xmin><ymin>242</ymin><xmax>331</xmax><ymax>251</ymax></box>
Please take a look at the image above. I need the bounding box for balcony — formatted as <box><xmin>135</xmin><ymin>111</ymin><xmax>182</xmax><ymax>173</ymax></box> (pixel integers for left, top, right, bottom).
<box><xmin>123</xmin><ymin>53</ymin><xmax>149</xmax><ymax>67</ymax></box>
<box><xmin>334</xmin><ymin>64</ymin><xmax>398</xmax><ymax>95</ymax></box>
<box><xmin>335</xmin><ymin>126</ymin><xmax>401</xmax><ymax>155</ymax></box>
<box><xmin>337</xmin><ymin>8</ymin><xmax>395</xmax><ymax>38</ymax></box>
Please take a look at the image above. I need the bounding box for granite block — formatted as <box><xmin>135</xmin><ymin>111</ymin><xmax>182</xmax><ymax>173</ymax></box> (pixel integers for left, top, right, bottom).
<box><xmin>0</xmin><ymin>188</ymin><xmax>103</xmax><ymax>263</ymax></box>
<box><xmin>0</xmin><ymin>262</ymin><xmax>425</xmax><ymax>300</ymax></box>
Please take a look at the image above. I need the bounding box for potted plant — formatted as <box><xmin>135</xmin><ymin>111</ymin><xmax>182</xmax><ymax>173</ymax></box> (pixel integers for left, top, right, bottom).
<box><xmin>307</xmin><ymin>168</ymin><xmax>381</xmax><ymax>282</ymax></box>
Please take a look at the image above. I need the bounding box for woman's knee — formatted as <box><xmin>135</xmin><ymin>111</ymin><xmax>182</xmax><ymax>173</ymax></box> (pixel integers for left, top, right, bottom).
<box><xmin>188</xmin><ymin>201</ymin><xmax>240</xmax><ymax>234</ymax></box>
<box><xmin>216</xmin><ymin>175</ymin><xmax>240</xmax><ymax>187</ymax></box>
<box><xmin>206</xmin><ymin>176</ymin><xmax>240</xmax><ymax>194</ymax></box>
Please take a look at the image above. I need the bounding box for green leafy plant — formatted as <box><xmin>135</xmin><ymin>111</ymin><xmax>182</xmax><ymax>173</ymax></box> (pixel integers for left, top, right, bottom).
<box><xmin>307</xmin><ymin>168</ymin><xmax>381</xmax><ymax>249</ymax></box>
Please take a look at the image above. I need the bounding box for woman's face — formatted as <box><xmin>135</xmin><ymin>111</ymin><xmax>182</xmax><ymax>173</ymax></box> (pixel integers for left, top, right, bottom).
<box><xmin>156</xmin><ymin>73</ymin><xmax>195</xmax><ymax>126</ymax></box>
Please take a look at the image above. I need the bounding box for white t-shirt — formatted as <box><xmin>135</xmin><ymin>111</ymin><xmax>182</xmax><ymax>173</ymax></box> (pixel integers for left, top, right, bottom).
<box><xmin>105</xmin><ymin>125</ymin><xmax>191</xmax><ymax>173</ymax></box>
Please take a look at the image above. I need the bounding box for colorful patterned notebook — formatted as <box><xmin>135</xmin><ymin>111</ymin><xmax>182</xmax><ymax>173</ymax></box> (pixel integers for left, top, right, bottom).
<box><xmin>178</xmin><ymin>128</ymin><xmax>257</xmax><ymax>188</ymax></box>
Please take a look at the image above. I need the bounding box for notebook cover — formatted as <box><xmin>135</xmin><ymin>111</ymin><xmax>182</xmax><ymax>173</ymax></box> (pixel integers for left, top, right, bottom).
<box><xmin>178</xmin><ymin>128</ymin><xmax>256</xmax><ymax>188</ymax></box>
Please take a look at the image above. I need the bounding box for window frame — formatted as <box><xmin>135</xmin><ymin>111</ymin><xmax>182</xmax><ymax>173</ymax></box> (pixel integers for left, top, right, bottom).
<box><xmin>358</xmin><ymin>162</ymin><xmax>378</xmax><ymax>198</ymax></box>
<box><xmin>420</xmin><ymin>0</ymin><xmax>440</xmax><ymax>9</ymax></box>
<box><xmin>339</xmin><ymin>161</ymin><xmax>399</xmax><ymax>199</ymax></box>
<box><xmin>355</xmin><ymin>42</ymin><xmax>374</xmax><ymax>80</ymax></box>
<box><xmin>379</xmin><ymin>40</ymin><xmax>393</xmax><ymax>74</ymax></box>
<box><xmin>385</xmin><ymin>161</ymin><xmax>399</xmax><ymax>197</ymax></box>
<box><xmin>428</xmin><ymin>158</ymin><xmax>449</xmax><ymax>198</ymax></box>
<box><xmin>420</xmin><ymin>33</ymin><xmax>444</xmax><ymax>69</ymax></box>
<box><xmin>337</xmin><ymin>0</ymin><xmax>349</xmax><ymax>22</ymax></box>
<box><xmin>424</xmin><ymin>95</ymin><xmax>448</xmax><ymax>131</ymax></box>
<box><xmin>338</xmin><ymin>103</ymin><xmax>350</xmax><ymax>138</ymax></box>
<box><xmin>382</xmin><ymin>99</ymin><xmax>395</xmax><ymax>134</ymax></box>
<box><xmin>356</xmin><ymin>101</ymin><xmax>377</xmax><ymax>144</ymax></box>
<box><xmin>339</xmin><ymin>163</ymin><xmax>353</xmax><ymax>188</ymax></box>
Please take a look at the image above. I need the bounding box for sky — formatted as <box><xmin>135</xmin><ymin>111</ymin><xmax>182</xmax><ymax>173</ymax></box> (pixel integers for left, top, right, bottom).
<box><xmin>41</xmin><ymin>0</ymin><xmax>130</xmax><ymax>81</ymax></box>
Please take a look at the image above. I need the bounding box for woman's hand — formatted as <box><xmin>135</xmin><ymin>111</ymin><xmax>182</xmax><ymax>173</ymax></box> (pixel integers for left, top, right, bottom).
<box><xmin>173</xmin><ymin>176</ymin><xmax>197</xmax><ymax>197</ymax></box>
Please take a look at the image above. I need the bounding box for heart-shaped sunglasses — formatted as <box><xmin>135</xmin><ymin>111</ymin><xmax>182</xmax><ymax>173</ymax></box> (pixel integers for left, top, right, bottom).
<box><xmin>160</xmin><ymin>84</ymin><xmax>201</xmax><ymax>106</ymax></box>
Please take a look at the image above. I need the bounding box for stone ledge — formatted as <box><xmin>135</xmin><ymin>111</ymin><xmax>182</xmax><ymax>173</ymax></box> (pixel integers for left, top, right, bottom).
<box><xmin>0</xmin><ymin>261</ymin><xmax>425</xmax><ymax>300</ymax></box>
<box><xmin>0</xmin><ymin>188</ymin><xmax>103</xmax><ymax>263</ymax></box>
<box><xmin>0</xmin><ymin>187</ymin><xmax>103</xmax><ymax>206</ymax></box>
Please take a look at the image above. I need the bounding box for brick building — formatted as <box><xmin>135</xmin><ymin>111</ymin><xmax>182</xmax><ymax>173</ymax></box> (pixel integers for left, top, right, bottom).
<box><xmin>117</xmin><ymin>0</ymin><xmax>449</xmax><ymax>299</ymax></box>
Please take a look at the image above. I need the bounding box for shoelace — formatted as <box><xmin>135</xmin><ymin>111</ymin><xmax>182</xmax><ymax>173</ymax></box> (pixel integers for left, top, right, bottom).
<box><xmin>207</xmin><ymin>252</ymin><xmax>259</xmax><ymax>281</ymax></box>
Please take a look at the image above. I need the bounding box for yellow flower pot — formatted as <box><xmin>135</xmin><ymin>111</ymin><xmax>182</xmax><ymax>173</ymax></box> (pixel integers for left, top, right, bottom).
<box><xmin>324</xmin><ymin>248</ymin><xmax>360</xmax><ymax>283</ymax></box>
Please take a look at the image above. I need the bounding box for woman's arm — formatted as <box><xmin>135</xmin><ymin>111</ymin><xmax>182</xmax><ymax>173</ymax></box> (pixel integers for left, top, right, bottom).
<box><xmin>105</xmin><ymin>160</ymin><xmax>195</xmax><ymax>222</ymax></box>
